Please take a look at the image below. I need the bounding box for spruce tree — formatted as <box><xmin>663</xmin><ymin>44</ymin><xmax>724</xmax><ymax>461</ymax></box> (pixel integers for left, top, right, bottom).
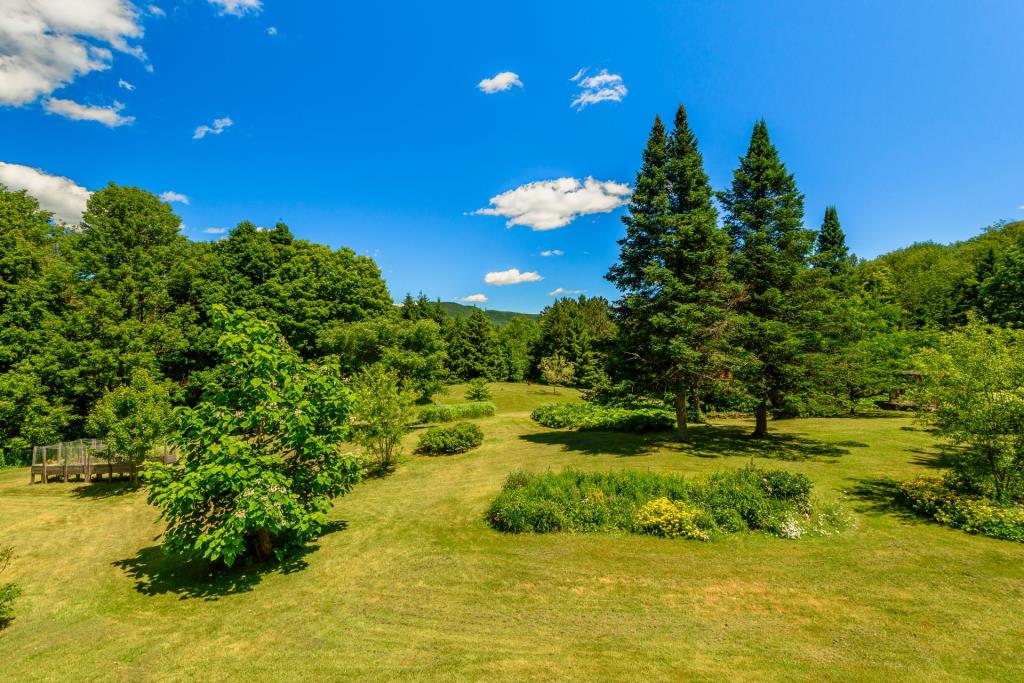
<box><xmin>607</xmin><ymin>106</ymin><xmax>732</xmax><ymax>441</ymax></box>
<box><xmin>718</xmin><ymin>120</ymin><xmax>815</xmax><ymax>436</ymax></box>
<box><xmin>814</xmin><ymin>206</ymin><xmax>853</xmax><ymax>278</ymax></box>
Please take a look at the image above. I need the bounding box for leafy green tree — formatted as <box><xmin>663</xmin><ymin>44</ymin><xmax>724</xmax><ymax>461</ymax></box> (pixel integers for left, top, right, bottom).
<box><xmin>539</xmin><ymin>354</ymin><xmax>575</xmax><ymax>394</ymax></box>
<box><xmin>607</xmin><ymin>105</ymin><xmax>733</xmax><ymax>441</ymax></box>
<box><xmin>497</xmin><ymin>316</ymin><xmax>540</xmax><ymax>382</ymax></box>
<box><xmin>536</xmin><ymin>296</ymin><xmax>614</xmax><ymax>388</ymax></box>
<box><xmin>914</xmin><ymin>320</ymin><xmax>1024</xmax><ymax>503</ymax></box>
<box><xmin>718</xmin><ymin>120</ymin><xmax>816</xmax><ymax>435</ymax></box>
<box><xmin>0</xmin><ymin>545</ymin><xmax>20</xmax><ymax>629</ymax></box>
<box><xmin>320</xmin><ymin>316</ymin><xmax>447</xmax><ymax>402</ymax></box>
<box><xmin>145</xmin><ymin>306</ymin><xmax>363</xmax><ymax>565</ymax></box>
<box><xmin>446</xmin><ymin>309</ymin><xmax>502</xmax><ymax>380</ymax></box>
<box><xmin>86</xmin><ymin>369</ymin><xmax>171</xmax><ymax>482</ymax></box>
<box><xmin>466</xmin><ymin>377</ymin><xmax>492</xmax><ymax>401</ymax></box>
<box><xmin>978</xmin><ymin>246</ymin><xmax>1024</xmax><ymax>328</ymax></box>
<box><xmin>350</xmin><ymin>364</ymin><xmax>416</xmax><ymax>474</ymax></box>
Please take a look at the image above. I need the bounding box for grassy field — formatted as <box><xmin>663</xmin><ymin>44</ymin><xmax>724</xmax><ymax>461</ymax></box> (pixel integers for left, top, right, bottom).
<box><xmin>1</xmin><ymin>383</ymin><xmax>1022</xmax><ymax>681</ymax></box>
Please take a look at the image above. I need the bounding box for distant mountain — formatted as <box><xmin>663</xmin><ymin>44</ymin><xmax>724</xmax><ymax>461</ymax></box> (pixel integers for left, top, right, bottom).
<box><xmin>439</xmin><ymin>301</ymin><xmax>538</xmax><ymax>325</ymax></box>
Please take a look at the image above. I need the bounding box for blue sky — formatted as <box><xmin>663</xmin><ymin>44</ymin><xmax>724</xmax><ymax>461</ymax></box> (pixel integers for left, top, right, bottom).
<box><xmin>2</xmin><ymin>1</ymin><xmax>1023</xmax><ymax>312</ymax></box>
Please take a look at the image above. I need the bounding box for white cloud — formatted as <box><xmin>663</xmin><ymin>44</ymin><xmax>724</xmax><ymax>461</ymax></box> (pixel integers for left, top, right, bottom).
<box><xmin>266</xmin><ymin>26</ymin><xmax>278</xmax><ymax>36</ymax></box>
<box><xmin>193</xmin><ymin>116</ymin><xmax>233</xmax><ymax>139</ymax></box>
<box><xmin>457</xmin><ymin>293</ymin><xmax>488</xmax><ymax>303</ymax></box>
<box><xmin>203</xmin><ymin>227</ymin><xmax>227</xmax><ymax>234</ymax></box>
<box><xmin>118</xmin><ymin>78</ymin><xmax>135</xmax><ymax>91</ymax></box>
<box><xmin>43</xmin><ymin>98</ymin><xmax>134</xmax><ymax>127</ymax></box>
<box><xmin>570</xmin><ymin>68</ymin><xmax>627</xmax><ymax>110</ymax></box>
<box><xmin>209</xmin><ymin>0</ymin><xmax>262</xmax><ymax>16</ymax></box>
<box><xmin>484</xmin><ymin>268</ymin><xmax>543</xmax><ymax>286</ymax></box>
<box><xmin>0</xmin><ymin>0</ymin><xmax>146</xmax><ymax>106</ymax></box>
<box><xmin>0</xmin><ymin>161</ymin><xmax>90</xmax><ymax>224</ymax></box>
<box><xmin>147</xmin><ymin>5</ymin><xmax>165</xmax><ymax>17</ymax></box>
<box><xmin>540</xmin><ymin>249</ymin><xmax>564</xmax><ymax>257</ymax></box>
<box><xmin>474</xmin><ymin>177</ymin><xmax>631</xmax><ymax>230</ymax></box>
<box><xmin>160</xmin><ymin>190</ymin><xmax>189</xmax><ymax>204</ymax></box>
<box><xmin>477</xmin><ymin>71</ymin><xmax>522</xmax><ymax>94</ymax></box>
<box><xmin>548</xmin><ymin>287</ymin><xmax>585</xmax><ymax>297</ymax></box>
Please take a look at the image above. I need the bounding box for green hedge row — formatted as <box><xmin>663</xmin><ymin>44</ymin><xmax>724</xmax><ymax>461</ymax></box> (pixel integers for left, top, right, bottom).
<box><xmin>418</xmin><ymin>401</ymin><xmax>495</xmax><ymax>424</ymax></box>
<box><xmin>530</xmin><ymin>402</ymin><xmax>674</xmax><ymax>433</ymax></box>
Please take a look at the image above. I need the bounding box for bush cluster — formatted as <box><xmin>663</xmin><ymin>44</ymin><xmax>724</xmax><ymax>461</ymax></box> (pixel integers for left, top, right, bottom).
<box><xmin>530</xmin><ymin>402</ymin><xmax>675</xmax><ymax>433</ymax></box>
<box><xmin>898</xmin><ymin>476</ymin><xmax>1024</xmax><ymax>542</ymax></box>
<box><xmin>486</xmin><ymin>466</ymin><xmax>834</xmax><ymax>541</ymax></box>
<box><xmin>0</xmin><ymin>546</ymin><xmax>20</xmax><ymax>629</ymax></box>
<box><xmin>417</xmin><ymin>422</ymin><xmax>484</xmax><ymax>455</ymax></box>
<box><xmin>418</xmin><ymin>401</ymin><xmax>495</xmax><ymax>424</ymax></box>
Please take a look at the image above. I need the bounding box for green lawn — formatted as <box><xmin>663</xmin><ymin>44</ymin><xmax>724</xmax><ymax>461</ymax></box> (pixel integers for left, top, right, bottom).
<box><xmin>1</xmin><ymin>383</ymin><xmax>1022</xmax><ymax>681</ymax></box>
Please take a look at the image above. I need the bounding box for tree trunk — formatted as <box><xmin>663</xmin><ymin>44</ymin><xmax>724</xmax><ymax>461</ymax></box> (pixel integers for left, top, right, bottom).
<box><xmin>753</xmin><ymin>400</ymin><xmax>769</xmax><ymax>437</ymax></box>
<box><xmin>693</xmin><ymin>390</ymin><xmax>705</xmax><ymax>424</ymax></box>
<box><xmin>674</xmin><ymin>390</ymin><xmax>689</xmax><ymax>443</ymax></box>
<box><xmin>254</xmin><ymin>529</ymin><xmax>274</xmax><ymax>561</ymax></box>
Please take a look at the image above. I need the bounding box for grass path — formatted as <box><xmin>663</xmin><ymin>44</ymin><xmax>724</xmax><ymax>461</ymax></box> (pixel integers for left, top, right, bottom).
<box><xmin>1</xmin><ymin>383</ymin><xmax>1022</xmax><ymax>681</ymax></box>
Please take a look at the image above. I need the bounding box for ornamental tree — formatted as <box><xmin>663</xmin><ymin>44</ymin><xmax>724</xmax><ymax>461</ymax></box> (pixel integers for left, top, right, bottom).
<box><xmin>87</xmin><ymin>368</ymin><xmax>171</xmax><ymax>483</ymax></box>
<box><xmin>350</xmin><ymin>364</ymin><xmax>416</xmax><ymax>474</ymax></box>
<box><xmin>145</xmin><ymin>306</ymin><xmax>363</xmax><ymax>565</ymax></box>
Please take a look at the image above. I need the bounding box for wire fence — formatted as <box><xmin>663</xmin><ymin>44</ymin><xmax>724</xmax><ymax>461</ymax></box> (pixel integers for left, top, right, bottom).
<box><xmin>30</xmin><ymin>439</ymin><xmax>178</xmax><ymax>484</ymax></box>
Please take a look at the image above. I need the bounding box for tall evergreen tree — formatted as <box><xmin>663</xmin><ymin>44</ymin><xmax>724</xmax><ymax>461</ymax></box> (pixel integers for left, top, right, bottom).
<box><xmin>607</xmin><ymin>106</ymin><xmax>733</xmax><ymax>441</ymax></box>
<box><xmin>718</xmin><ymin>120</ymin><xmax>815</xmax><ymax>436</ymax></box>
<box><xmin>814</xmin><ymin>206</ymin><xmax>853</xmax><ymax>278</ymax></box>
<box><xmin>446</xmin><ymin>308</ymin><xmax>501</xmax><ymax>380</ymax></box>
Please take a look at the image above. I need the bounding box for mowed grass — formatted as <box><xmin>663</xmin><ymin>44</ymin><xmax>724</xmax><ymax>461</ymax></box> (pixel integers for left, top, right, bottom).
<box><xmin>1</xmin><ymin>383</ymin><xmax>1023</xmax><ymax>681</ymax></box>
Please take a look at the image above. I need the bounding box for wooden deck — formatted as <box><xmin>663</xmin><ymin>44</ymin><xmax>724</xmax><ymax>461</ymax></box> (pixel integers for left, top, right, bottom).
<box><xmin>30</xmin><ymin>440</ymin><xmax>177</xmax><ymax>484</ymax></box>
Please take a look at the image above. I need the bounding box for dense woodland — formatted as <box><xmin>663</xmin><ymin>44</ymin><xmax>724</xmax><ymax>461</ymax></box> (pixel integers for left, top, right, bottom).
<box><xmin>1</xmin><ymin>107</ymin><xmax>1023</xmax><ymax>467</ymax></box>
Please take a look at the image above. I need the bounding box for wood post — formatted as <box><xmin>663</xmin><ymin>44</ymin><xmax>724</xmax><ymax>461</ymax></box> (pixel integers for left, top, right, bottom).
<box><xmin>30</xmin><ymin>446</ymin><xmax>36</xmax><ymax>484</ymax></box>
<box><xmin>42</xmin><ymin>446</ymin><xmax>48</xmax><ymax>483</ymax></box>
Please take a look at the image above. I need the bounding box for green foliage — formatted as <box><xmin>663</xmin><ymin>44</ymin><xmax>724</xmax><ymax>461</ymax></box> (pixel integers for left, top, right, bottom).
<box><xmin>144</xmin><ymin>307</ymin><xmax>363</xmax><ymax>566</ymax></box>
<box><xmin>538</xmin><ymin>353</ymin><xmax>575</xmax><ymax>392</ymax></box>
<box><xmin>350</xmin><ymin>364</ymin><xmax>416</xmax><ymax>474</ymax></box>
<box><xmin>977</xmin><ymin>246</ymin><xmax>1024</xmax><ymax>328</ymax></box>
<box><xmin>320</xmin><ymin>315</ymin><xmax>447</xmax><ymax>402</ymax></box>
<box><xmin>416</xmin><ymin>422</ymin><xmax>484</xmax><ymax>455</ymax></box>
<box><xmin>496</xmin><ymin>316</ymin><xmax>541</xmax><ymax>382</ymax></box>
<box><xmin>0</xmin><ymin>545</ymin><xmax>20</xmax><ymax>628</ymax></box>
<box><xmin>417</xmin><ymin>401</ymin><xmax>496</xmax><ymax>424</ymax></box>
<box><xmin>607</xmin><ymin>105</ymin><xmax>734</xmax><ymax>441</ymax></box>
<box><xmin>718</xmin><ymin>120</ymin><xmax>816</xmax><ymax>434</ymax></box>
<box><xmin>536</xmin><ymin>296</ymin><xmax>614</xmax><ymax>388</ymax></box>
<box><xmin>86</xmin><ymin>369</ymin><xmax>171</xmax><ymax>480</ymax></box>
<box><xmin>446</xmin><ymin>309</ymin><xmax>503</xmax><ymax>381</ymax></box>
<box><xmin>465</xmin><ymin>378</ymin><xmax>492</xmax><ymax>402</ymax></box>
<box><xmin>814</xmin><ymin>206</ymin><xmax>854</xmax><ymax>277</ymax></box>
<box><xmin>899</xmin><ymin>476</ymin><xmax>1024</xmax><ymax>542</ymax></box>
<box><xmin>913</xmin><ymin>320</ymin><xmax>1024</xmax><ymax>502</ymax></box>
<box><xmin>486</xmin><ymin>466</ymin><xmax>815</xmax><ymax>538</ymax></box>
<box><xmin>530</xmin><ymin>402</ymin><xmax>675</xmax><ymax>433</ymax></box>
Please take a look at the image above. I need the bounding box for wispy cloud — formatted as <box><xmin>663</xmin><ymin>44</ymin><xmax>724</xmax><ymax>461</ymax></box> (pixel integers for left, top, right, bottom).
<box><xmin>43</xmin><ymin>98</ymin><xmax>134</xmax><ymax>127</ymax></box>
<box><xmin>478</xmin><ymin>71</ymin><xmax>523</xmax><ymax>94</ymax></box>
<box><xmin>267</xmin><ymin>26</ymin><xmax>278</xmax><ymax>36</ymax></box>
<box><xmin>474</xmin><ymin>177</ymin><xmax>631</xmax><ymax>230</ymax></box>
<box><xmin>193</xmin><ymin>116</ymin><xmax>233</xmax><ymax>139</ymax></box>
<box><xmin>118</xmin><ymin>79</ymin><xmax>135</xmax><ymax>91</ymax></box>
<box><xmin>570</xmin><ymin>68</ymin><xmax>627</xmax><ymax>110</ymax></box>
<box><xmin>203</xmin><ymin>227</ymin><xmax>228</xmax><ymax>234</ymax></box>
<box><xmin>458</xmin><ymin>293</ymin><xmax>488</xmax><ymax>303</ymax></box>
<box><xmin>485</xmin><ymin>268</ymin><xmax>543</xmax><ymax>286</ymax></box>
<box><xmin>540</xmin><ymin>249</ymin><xmax>564</xmax><ymax>257</ymax></box>
<box><xmin>148</xmin><ymin>5</ymin><xmax>166</xmax><ymax>17</ymax></box>
<box><xmin>548</xmin><ymin>287</ymin><xmax>585</xmax><ymax>297</ymax></box>
<box><xmin>0</xmin><ymin>161</ymin><xmax>90</xmax><ymax>224</ymax></box>
<box><xmin>160</xmin><ymin>191</ymin><xmax>189</xmax><ymax>204</ymax></box>
<box><xmin>208</xmin><ymin>0</ymin><xmax>262</xmax><ymax>16</ymax></box>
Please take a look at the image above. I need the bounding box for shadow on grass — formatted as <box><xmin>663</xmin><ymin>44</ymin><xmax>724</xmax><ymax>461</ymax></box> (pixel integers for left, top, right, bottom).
<box><xmin>521</xmin><ymin>425</ymin><xmax>850</xmax><ymax>461</ymax></box>
<box><xmin>112</xmin><ymin>521</ymin><xmax>347</xmax><ymax>600</ymax></box>
<box><xmin>70</xmin><ymin>481</ymin><xmax>138</xmax><ymax>500</ymax></box>
<box><xmin>846</xmin><ymin>477</ymin><xmax>923</xmax><ymax>522</ymax></box>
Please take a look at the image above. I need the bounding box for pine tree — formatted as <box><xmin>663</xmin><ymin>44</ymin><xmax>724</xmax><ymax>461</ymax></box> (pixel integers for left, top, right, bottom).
<box><xmin>607</xmin><ymin>106</ymin><xmax>733</xmax><ymax>441</ymax></box>
<box><xmin>718</xmin><ymin>120</ymin><xmax>815</xmax><ymax>436</ymax></box>
<box><xmin>814</xmin><ymin>206</ymin><xmax>853</xmax><ymax>278</ymax></box>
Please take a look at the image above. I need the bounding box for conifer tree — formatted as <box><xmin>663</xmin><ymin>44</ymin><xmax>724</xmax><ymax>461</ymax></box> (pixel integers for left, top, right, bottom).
<box><xmin>607</xmin><ymin>106</ymin><xmax>733</xmax><ymax>441</ymax></box>
<box><xmin>718</xmin><ymin>120</ymin><xmax>815</xmax><ymax>436</ymax></box>
<box><xmin>814</xmin><ymin>206</ymin><xmax>853</xmax><ymax>278</ymax></box>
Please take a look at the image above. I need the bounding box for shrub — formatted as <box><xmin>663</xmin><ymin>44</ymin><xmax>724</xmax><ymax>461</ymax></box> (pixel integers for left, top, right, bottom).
<box><xmin>465</xmin><ymin>378</ymin><xmax>492</xmax><ymax>402</ymax></box>
<box><xmin>487</xmin><ymin>466</ymin><xmax>833</xmax><ymax>541</ymax></box>
<box><xmin>0</xmin><ymin>545</ymin><xmax>20</xmax><ymax>629</ymax></box>
<box><xmin>418</xmin><ymin>422</ymin><xmax>484</xmax><ymax>455</ymax></box>
<box><xmin>418</xmin><ymin>401</ymin><xmax>495</xmax><ymax>424</ymax></box>
<box><xmin>634</xmin><ymin>498</ymin><xmax>710</xmax><ymax>541</ymax></box>
<box><xmin>530</xmin><ymin>402</ymin><xmax>674</xmax><ymax>434</ymax></box>
<box><xmin>898</xmin><ymin>476</ymin><xmax>1024</xmax><ymax>542</ymax></box>
<box><xmin>350</xmin><ymin>364</ymin><xmax>416</xmax><ymax>474</ymax></box>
